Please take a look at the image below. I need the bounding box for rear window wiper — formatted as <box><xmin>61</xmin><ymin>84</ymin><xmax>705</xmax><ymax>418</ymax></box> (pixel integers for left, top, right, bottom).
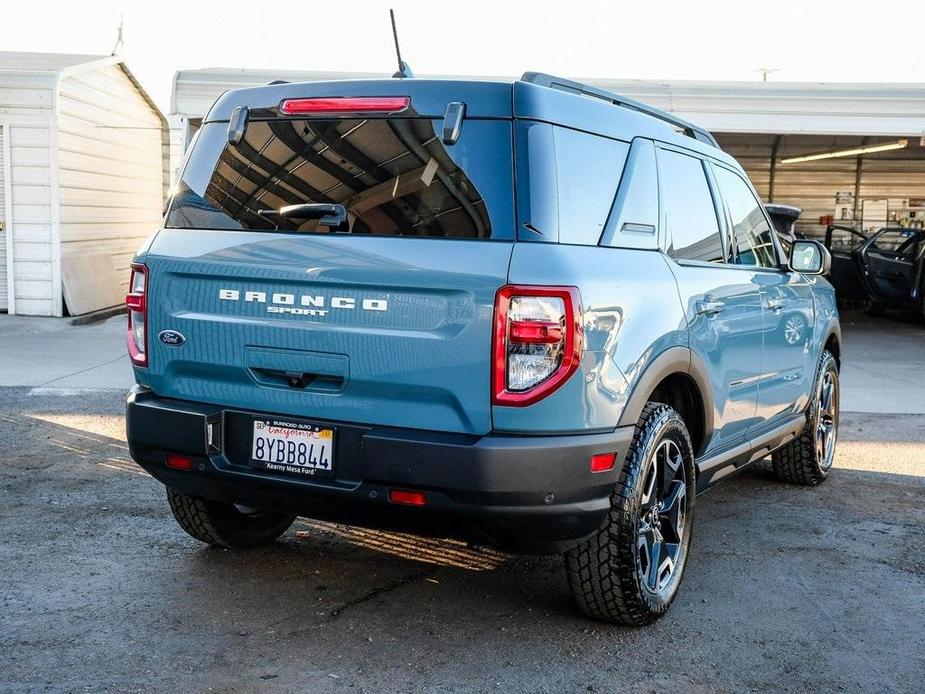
<box><xmin>257</xmin><ymin>203</ymin><xmax>348</xmax><ymax>231</ymax></box>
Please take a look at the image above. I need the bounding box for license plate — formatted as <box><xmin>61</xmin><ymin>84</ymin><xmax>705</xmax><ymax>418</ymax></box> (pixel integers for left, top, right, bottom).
<box><xmin>250</xmin><ymin>418</ymin><xmax>335</xmax><ymax>477</ymax></box>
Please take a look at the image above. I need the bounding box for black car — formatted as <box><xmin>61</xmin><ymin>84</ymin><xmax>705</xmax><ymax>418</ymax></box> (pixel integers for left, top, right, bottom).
<box><xmin>825</xmin><ymin>224</ymin><xmax>925</xmax><ymax>316</ymax></box>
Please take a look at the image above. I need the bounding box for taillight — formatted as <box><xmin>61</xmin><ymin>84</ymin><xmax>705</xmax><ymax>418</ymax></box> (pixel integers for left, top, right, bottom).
<box><xmin>493</xmin><ymin>285</ymin><xmax>582</xmax><ymax>406</ymax></box>
<box><xmin>279</xmin><ymin>96</ymin><xmax>410</xmax><ymax>115</ymax></box>
<box><xmin>126</xmin><ymin>263</ymin><xmax>147</xmax><ymax>367</ymax></box>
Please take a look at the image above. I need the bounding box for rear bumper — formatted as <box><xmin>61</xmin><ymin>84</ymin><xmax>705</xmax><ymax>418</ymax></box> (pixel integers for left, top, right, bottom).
<box><xmin>126</xmin><ymin>386</ymin><xmax>635</xmax><ymax>553</ymax></box>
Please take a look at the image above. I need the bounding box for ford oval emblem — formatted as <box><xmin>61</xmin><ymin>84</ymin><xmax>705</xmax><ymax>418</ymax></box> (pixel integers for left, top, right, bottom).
<box><xmin>158</xmin><ymin>329</ymin><xmax>186</xmax><ymax>347</ymax></box>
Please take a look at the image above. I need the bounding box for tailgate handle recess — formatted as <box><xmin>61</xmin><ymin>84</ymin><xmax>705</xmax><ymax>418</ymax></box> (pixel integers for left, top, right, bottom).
<box><xmin>251</xmin><ymin>367</ymin><xmax>344</xmax><ymax>393</ymax></box>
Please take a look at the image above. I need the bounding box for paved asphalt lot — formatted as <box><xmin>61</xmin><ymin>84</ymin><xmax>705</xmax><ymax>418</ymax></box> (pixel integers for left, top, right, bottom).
<box><xmin>1</xmin><ymin>313</ymin><xmax>923</xmax><ymax>692</ymax></box>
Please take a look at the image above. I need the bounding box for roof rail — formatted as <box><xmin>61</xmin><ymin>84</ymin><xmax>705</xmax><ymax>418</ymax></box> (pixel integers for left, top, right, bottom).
<box><xmin>520</xmin><ymin>72</ymin><xmax>720</xmax><ymax>149</ymax></box>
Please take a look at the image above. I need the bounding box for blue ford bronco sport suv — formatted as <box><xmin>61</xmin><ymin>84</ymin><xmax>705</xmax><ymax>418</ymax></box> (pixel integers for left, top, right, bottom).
<box><xmin>126</xmin><ymin>73</ymin><xmax>841</xmax><ymax>625</ymax></box>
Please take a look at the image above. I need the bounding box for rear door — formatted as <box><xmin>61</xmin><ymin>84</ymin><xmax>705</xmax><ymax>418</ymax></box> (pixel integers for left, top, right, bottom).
<box><xmin>658</xmin><ymin>147</ymin><xmax>763</xmax><ymax>455</ymax></box>
<box><xmin>143</xmin><ymin>96</ymin><xmax>515</xmax><ymax>435</ymax></box>
<box><xmin>861</xmin><ymin>228</ymin><xmax>922</xmax><ymax>304</ymax></box>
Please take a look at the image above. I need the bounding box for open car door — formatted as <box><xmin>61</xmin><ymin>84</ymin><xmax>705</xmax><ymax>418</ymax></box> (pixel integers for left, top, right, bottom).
<box><xmin>824</xmin><ymin>224</ymin><xmax>868</xmax><ymax>303</ymax></box>
<box><xmin>860</xmin><ymin>228</ymin><xmax>924</xmax><ymax>307</ymax></box>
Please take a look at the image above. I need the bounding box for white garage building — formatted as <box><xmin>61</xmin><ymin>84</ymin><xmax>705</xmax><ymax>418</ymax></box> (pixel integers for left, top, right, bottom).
<box><xmin>170</xmin><ymin>68</ymin><xmax>925</xmax><ymax>239</ymax></box>
<box><xmin>0</xmin><ymin>52</ymin><xmax>168</xmax><ymax>316</ymax></box>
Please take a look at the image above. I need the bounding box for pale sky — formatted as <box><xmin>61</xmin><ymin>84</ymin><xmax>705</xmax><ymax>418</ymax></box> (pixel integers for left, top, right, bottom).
<box><xmin>5</xmin><ymin>0</ymin><xmax>925</xmax><ymax>114</ymax></box>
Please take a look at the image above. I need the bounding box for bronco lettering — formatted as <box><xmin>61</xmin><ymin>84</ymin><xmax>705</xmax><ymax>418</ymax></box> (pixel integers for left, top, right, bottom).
<box><xmin>219</xmin><ymin>288</ymin><xmax>388</xmax><ymax>313</ymax></box>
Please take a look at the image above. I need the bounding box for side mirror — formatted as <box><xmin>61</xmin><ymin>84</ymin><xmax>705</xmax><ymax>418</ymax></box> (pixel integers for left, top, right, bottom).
<box><xmin>789</xmin><ymin>240</ymin><xmax>831</xmax><ymax>275</ymax></box>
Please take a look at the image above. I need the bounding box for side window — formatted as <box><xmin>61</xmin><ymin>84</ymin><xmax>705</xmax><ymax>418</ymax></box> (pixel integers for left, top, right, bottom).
<box><xmin>713</xmin><ymin>166</ymin><xmax>777</xmax><ymax>268</ymax></box>
<box><xmin>827</xmin><ymin>227</ymin><xmax>867</xmax><ymax>254</ymax></box>
<box><xmin>870</xmin><ymin>229</ymin><xmax>921</xmax><ymax>260</ymax></box>
<box><xmin>659</xmin><ymin>149</ymin><xmax>726</xmax><ymax>263</ymax></box>
<box><xmin>553</xmin><ymin>126</ymin><xmax>629</xmax><ymax>245</ymax></box>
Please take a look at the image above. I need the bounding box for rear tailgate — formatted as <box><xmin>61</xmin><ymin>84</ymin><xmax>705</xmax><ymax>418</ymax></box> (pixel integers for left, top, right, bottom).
<box><xmin>142</xmin><ymin>233</ymin><xmax>511</xmax><ymax>434</ymax></box>
<box><xmin>139</xmin><ymin>85</ymin><xmax>515</xmax><ymax>436</ymax></box>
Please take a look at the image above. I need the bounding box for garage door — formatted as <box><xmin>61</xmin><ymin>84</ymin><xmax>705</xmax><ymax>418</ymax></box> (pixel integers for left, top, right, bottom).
<box><xmin>0</xmin><ymin>123</ymin><xmax>7</xmax><ymax>311</ymax></box>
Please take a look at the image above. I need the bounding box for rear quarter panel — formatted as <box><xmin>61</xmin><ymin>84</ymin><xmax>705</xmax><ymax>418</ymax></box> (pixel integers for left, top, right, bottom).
<box><xmin>494</xmin><ymin>244</ymin><xmax>687</xmax><ymax>433</ymax></box>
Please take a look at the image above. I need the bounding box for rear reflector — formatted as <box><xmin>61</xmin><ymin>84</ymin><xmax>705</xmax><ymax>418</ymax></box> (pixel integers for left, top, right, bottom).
<box><xmin>590</xmin><ymin>452</ymin><xmax>617</xmax><ymax>473</ymax></box>
<box><xmin>165</xmin><ymin>454</ymin><xmax>194</xmax><ymax>471</ymax></box>
<box><xmin>388</xmin><ymin>489</ymin><xmax>427</xmax><ymax>506</ymax></box>
<box><xmin>279</xmin><ymin>96</ymin><xmax>410</xmax><ymax>115</ymax></box>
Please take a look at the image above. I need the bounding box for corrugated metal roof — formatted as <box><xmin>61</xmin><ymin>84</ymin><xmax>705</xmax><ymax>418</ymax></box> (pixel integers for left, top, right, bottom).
<box><xmin>588</xmin><ymin>78</ymin><xmax>925</xmax><ymax>136</ymax></box>
<box><xmin>0</xmin><ymin>51</ymin><xmax>164</xmax><ymax>123</ymax></box>
<box><xmin>0</xmin><ymin>51</ymin><xmax>109</xmax><ymax>73</ymax></box>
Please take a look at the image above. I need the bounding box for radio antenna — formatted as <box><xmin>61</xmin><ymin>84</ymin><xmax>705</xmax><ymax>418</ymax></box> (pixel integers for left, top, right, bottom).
<box><xmin>390</xmin><ymin>9</ymin><xmax>414</xmax><ymax>79</ymax></box>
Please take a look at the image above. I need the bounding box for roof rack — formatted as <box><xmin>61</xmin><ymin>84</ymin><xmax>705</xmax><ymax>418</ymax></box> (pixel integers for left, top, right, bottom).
<box><xmin>520</xmin><ymin>72</ymin><xmax>719</xmax><ymax>149</ymax></box>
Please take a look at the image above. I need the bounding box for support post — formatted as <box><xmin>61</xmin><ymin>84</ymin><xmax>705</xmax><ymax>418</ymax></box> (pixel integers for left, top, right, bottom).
<box><xmin>768</xmin><ymin>135</ymin><xmax>782</xmax><ymax>202</ymax></box>
<box><xmin>853</xmin><ymin>137</ymin><xmax>867</xmax><ymax>224</ymax></box>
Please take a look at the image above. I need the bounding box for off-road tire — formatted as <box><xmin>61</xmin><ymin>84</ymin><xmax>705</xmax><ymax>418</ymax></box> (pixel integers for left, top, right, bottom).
<box><xmin>565</xmin><ymin>403</ymin><xmax>696</xmax><ymax>625</ymax></box>
<box><xmin>166</xmin><ymin>487</ymin><xmax>296</xmax><ymax>549</ymax></box>
<box><xmin>771</xmin><ymin>350</ymin><xmax>839</xmax><ymax>486</ymax></box>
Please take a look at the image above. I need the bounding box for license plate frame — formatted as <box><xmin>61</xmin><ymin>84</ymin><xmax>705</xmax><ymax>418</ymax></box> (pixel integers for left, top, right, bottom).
<box><xmin>249</xmin><ymin>417</ymin><xmax>336</xmax><ymax>478</ymax></box>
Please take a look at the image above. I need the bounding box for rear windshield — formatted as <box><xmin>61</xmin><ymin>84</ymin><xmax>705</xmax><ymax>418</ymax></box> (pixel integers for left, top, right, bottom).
<box><xmin>166</xmin><ymin>117</ymin><xmax>514</xmax><ymax>239</ymax></box>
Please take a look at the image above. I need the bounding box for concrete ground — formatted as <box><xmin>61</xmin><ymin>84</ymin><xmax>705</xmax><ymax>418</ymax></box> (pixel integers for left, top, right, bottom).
<box><xmin>0</xmin><ymin>314</ymin><xmax>133</xmax><ymax>391</ymax></box>
<box><xmin>839</xmin><ymin>311</ymin><xmax>925</xmax><ymax>414</ymax></box>
<box><xmin>0</xmin><ymin>312</ymin><xmax>923</xmax><ymax>693</ymax></box>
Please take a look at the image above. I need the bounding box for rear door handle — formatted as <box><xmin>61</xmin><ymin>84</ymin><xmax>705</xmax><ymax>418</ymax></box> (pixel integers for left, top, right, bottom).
<box><xmin>766</xmin><ymin>298</ymin><xmax>786</xmax><ymax>312</ymax></box>
<box><xmin>696</xmin><ymin>300</ymin><xmax>726</xmax><ymax>315</ymax></box>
